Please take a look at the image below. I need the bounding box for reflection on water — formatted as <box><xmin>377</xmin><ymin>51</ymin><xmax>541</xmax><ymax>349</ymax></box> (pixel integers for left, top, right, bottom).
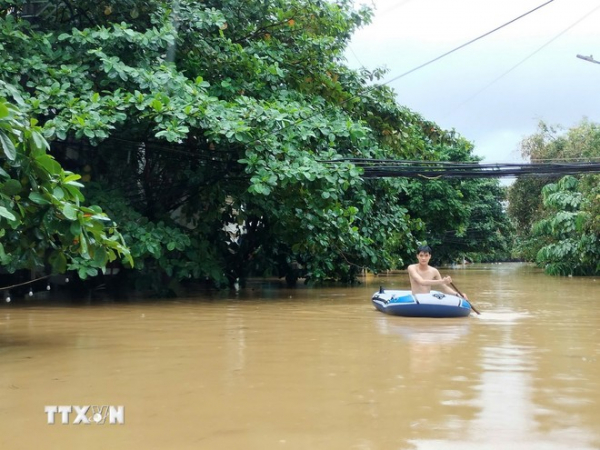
<box><xmin>0</xmin><ymin>263</ymin><xmax>599</xmax><ymax>450</ymax></box>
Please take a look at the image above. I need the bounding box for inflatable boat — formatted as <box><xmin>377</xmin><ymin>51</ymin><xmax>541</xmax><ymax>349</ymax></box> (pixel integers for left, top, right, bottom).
<box><xmin>372</xmin><ymin>288</ymin><xmax>473</xmax><ymax>318</ymax></box>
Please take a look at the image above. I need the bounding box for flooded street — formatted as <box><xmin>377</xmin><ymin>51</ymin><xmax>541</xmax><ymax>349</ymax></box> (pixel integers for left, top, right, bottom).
<box><xmin>1</xmin><ymin>263</ymin><xmax>599</xmax><ymax>450</ymax></box>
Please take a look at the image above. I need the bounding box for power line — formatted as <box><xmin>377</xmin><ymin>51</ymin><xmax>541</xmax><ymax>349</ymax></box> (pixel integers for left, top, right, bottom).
<box><xmin>323</xmin><ymin>158</ymin><xmax>600</xmax><ymax>179</ymax></box>
<box><xmin>443</xmin><ymin>3</ymin><xmax>600</xmax><ymax>119</ymax></box>
<box><xmin>347</xmin><ymin>45</ymin><xmax>366</xmax><ymax>69</ymax></box>
<box><xmin>381</xmin><ymin>0</ymin><xmax>557</xmax><ymax>86</ymax></box>
<box><xmin>530</xmin><ymin>156</ymin><xmax>600</xmax><ymax>162</ymax></box>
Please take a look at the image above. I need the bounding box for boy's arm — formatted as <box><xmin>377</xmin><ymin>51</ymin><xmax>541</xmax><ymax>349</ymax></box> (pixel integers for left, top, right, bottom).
<box><xmin>409</xmin><ymin>266</ymin><xmax>452</xmax><ymax>287</ymax></box>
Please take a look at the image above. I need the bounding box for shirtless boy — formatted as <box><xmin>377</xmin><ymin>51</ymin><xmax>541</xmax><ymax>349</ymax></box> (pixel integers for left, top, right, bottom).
<box><xmin>407</xmin><ymin>245</ymin><xmax>467</xmax><ymax>298</ymax></box>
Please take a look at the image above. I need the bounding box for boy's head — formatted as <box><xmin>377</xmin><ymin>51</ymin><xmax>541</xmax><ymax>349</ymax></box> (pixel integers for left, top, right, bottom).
<box><xmin>417</xmin><ymin>244</ymin><xmax>432</xmax><ymax>255</ymax></box>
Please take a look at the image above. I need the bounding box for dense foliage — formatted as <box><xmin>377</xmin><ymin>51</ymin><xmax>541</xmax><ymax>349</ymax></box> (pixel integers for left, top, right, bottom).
<box><xmin>533</xmin><ymin>176</ymin><xmax>599</xmax><ymax>276</ymax></box>
<box><xmin>0</xmin><ymin>96</ymin><xmax>132</xmax><ymax>279</ymax></box>
<box><xmin>508</xmin><ymin>120</ymin><xmax>600</xmax><ymax>276</ymax></box>
<box><xmin>0</xmin><ymin>0</ymin><xmax>511</xmax><ymax>293</ymax></box>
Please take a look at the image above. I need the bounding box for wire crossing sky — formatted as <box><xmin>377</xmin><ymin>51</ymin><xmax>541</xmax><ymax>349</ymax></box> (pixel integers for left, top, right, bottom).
<box><xmin>381</xmin><ymin>0</ymin><xmax>556</xmax><ymax>86</ymax></box>
<box><xmin>347</xmin><ymin>0</ymin><xmax>600</xmax><ymax>165</ymax></box>
<box><xmin>440</xmin><ymin>2</ymin><xmax>600</xmax><ymax>122</ymax></box>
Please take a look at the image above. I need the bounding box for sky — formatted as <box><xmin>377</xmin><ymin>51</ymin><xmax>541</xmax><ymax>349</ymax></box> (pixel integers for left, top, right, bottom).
<box><xmin>345</xmin><ymin>0</ymin><xmax>600</xmax><ymax>164</ymax></box>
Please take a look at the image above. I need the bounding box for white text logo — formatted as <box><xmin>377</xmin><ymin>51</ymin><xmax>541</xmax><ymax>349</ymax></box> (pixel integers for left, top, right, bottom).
<box><xmin>44</xmin><ymin>405</ymin><xmax>125</xmax><ymax>425</ymax></box>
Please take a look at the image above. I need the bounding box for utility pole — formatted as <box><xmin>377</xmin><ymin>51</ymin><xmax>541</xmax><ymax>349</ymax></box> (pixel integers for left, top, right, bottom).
<box><xmin>576</xmin><ymin>54</ymin><xmax>600</xmax><ymax>65</ymax></box>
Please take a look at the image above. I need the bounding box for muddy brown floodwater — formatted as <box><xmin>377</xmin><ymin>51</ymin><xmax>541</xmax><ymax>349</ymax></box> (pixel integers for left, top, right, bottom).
<box><xmin>1</xmin><ymin>263</ymin><xmax>599</xmax><ymax>450</ymax></box>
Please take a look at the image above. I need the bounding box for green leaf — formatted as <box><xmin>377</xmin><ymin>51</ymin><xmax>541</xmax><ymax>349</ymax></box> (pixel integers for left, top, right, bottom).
<box><xmin>0</xmin><ymin>130</ymin><xmax>16</xmax><ymax>161</ymax></box>
<box><xmin>53</xmin><ymin>186</ymin><xmax>65</xmax><ymax>200</ymax></box>
<box><xmin>93</xmin><ymin>248</ymin><xmax>108</xmax><ymax>266</ymax></box>
<box><xmin>64</xmin><ymin>180</ymin><xmax>85</xmax><ymax>188</ymax></box>
<box><xmin>49</xmin><ymin>251</ymin><xmax>67</xmax><ymax>273</ymax></box>
<box><xmin>0</xmin><ymin>103</ymin><xmax>9</xmax><ymax>118</ymax></box>
<box><xmin>2</xmin><ymin>179</ymin><xmax>22</xmax><ymax>196</ymax></box>
<box><xmin>79</xmin><ymin>233</ymin><xmax>89</xmax><ymax>259</ymax></box>
<box><xmin>62</xmin><ymin>203</ymin><xmax>78</xmax><ymax>220</ymax></box>
<box><xmin>62</xmin><ymin>184</ymin><xmax>85</xmax><ymax>201</ymax></box>
<box><xmin>0</xmin><ymin>206</ymin><xmax>16</xmax><ymax>221</ymax></box>
<box><xmin>35</xmin><ymin>154</ymin><xmax>61</xmax><ymax>174</ymax></box>
<box><xmin>70</xmin><ymin>221</ymin><xmax>82</xmax><ymax>236</ymax></box>
<box><xmin>30</xmin><ymin>130</ymin><xmax>48</xmax><ymax>152</ymax></box>
<box><xmin>29</xmin><ymin>192</ymin><xmax>50</xmax><ymax>205</ymax></box>
<box><xmin>63</xmin><ymin>173</ymin><xmax>82</xmax><ymax>183</ymax></box>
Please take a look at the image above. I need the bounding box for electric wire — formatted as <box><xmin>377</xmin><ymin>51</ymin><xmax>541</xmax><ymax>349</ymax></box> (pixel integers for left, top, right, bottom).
<box><xmin>382</xmin><ymin>0</ymin><xmax>557</xmax><ymax>86</ymax></box>
<box><xmin>441</xmin><ymin>2</ymin><xmax>600</xmax><ymax>120</ymax></box>
<box><xmin>323</xmin><ymin>158</ymin><xmax>600</xmax><ymax>179</ymax></box>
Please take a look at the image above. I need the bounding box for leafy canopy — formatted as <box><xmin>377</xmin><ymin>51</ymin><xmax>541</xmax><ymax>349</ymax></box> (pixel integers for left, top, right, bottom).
<box><xmin>0</xmin><ymin>95</ymin><xmax>132</xmax><ymax>279</ymax></box>
<box><xmin>0</xmin><ymin>0</ymin><xmax>511</xmax><ymax>290</ymax></box>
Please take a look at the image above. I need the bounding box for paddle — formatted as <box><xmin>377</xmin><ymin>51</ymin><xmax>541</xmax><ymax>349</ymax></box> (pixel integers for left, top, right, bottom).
<box><xmin>450</xmin><ymin>282</ymin><xmax>481</xmax><ymax>315</ymax></box>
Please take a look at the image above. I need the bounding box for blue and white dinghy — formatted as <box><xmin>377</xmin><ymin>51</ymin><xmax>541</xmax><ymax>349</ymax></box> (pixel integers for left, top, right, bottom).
<box><xmin>372</xmin><ymin>288</ymin><xmax>474</xmax><ymax>318</ymax></box>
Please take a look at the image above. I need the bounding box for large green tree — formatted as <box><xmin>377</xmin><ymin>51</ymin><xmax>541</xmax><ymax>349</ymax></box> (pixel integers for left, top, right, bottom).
<box><xmin>533</xmin><ymin>175</ymin><xmax>599</xmax><ymax>275</ymax></box>
<box><xmin>0</xmin><ymin>0</ymin><xmax>509</xmax><ymax>292</ymax></box>
<box><xmin>507</xmin><ymin>120</ymin><xmax>600</xmax><ymax>274</ymax></box>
